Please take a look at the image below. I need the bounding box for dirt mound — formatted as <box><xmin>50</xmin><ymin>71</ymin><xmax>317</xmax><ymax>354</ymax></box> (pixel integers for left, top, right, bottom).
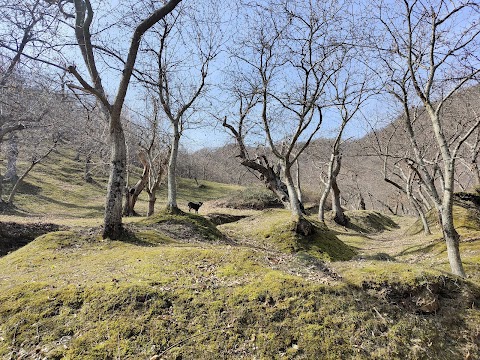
<box><xmin>0</xmin><ymin>222</ymin><xmax>61</xmax><ymax>256</ymax></box>
<box><xmin>345</xmin><ymin>211</ymin><xmax>399</xmax><ymax>234</ymax></box>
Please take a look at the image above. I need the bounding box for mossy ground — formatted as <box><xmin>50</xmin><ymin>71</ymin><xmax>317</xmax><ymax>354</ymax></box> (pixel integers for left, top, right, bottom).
<box><xmin>2</xmin><ymin>229</ymin><xmax>480</xmax><ymax>359</ymax></box>
<box><xmin>1</xmin><ymin>149</ymin><xmax>480</xmax><ymax>358</ymax></box>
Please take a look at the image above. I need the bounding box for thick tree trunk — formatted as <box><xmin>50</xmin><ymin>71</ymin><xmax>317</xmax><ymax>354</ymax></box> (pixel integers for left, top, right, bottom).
<box><xmin>440</xmin><ymin>206</ymin><xmax>465</xmax><ymax>277</ymax></box>
<box><xmin>318</xmin><ymin>187</ymin><xmax>330</xmax><ymax>222</ymax></box>
<box><xmin>283</xmin><ymin>163</ymin><xmax>303</xmax><ymax>217</ymax></box>
<box><xmin>167</xmin><ymin>129</ymin><xmax>180</xmax><ymax>212</ymax></box>
<box><xmin>103</xmin><ymin>125</ymin><xmax>127</xmax><ymax>239</ymax></box>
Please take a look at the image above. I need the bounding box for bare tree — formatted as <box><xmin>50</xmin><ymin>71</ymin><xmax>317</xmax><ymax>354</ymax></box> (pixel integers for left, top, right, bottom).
<box><xmin>135</xmin><ymin>4</ymin><xmax>219</xmax><ymax>213</ymax></box>
<box><xmin>376</xmin><ymin>0</ymin><xmax>480</xmax><ymax>277</ymax></box>
<box><xmin>224</xmin><ymin>0</ymin><xmax>350</xmax><ymax>233</ymax></box>
<box><xmin>63</xmin><ymin>0</ymin><xmax>181</xmax><ymax>238</ymax></box>
<box><xmin>318</xmin><ymin>54</ymin><xmax>370</xmax><ymax>224</ymax></box>
<box><xmin>124</xmin><ymin>101</ymin><xmax>170</xmax><ymax>216</ymax></box>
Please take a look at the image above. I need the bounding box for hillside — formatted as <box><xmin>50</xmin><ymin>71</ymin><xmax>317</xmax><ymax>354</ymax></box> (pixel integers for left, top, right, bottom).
<box><xmin>1</xmin><ymin>147</ymin><xmax>480</xmax><ymax>359</ymax></box>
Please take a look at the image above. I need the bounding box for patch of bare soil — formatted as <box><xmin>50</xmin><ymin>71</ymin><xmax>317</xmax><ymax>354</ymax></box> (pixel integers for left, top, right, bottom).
<box><xmin>0</xmin><ymin>221</ymin><xmax>61</xmax><ymax>256</ymax></box>
<box><xmin>362</xmin><ymin>275</ymin><xmax>480</xmax><ymax>314</ymax></box>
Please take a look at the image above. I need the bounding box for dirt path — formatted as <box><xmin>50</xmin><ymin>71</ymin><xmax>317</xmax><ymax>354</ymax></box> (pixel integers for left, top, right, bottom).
<box><xmin>334</xmin><ymin>214</ymin><xmax>436</xmax><ymax>260</ymax></box>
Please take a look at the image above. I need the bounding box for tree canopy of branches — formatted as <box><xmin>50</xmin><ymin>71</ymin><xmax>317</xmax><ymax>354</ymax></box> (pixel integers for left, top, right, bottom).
<box><xmin>62</xmin><ymin>0</ymin><xmax>182</xmax><ymax>239</ymax></box>
<box><xmin>223</xmin><ymin>0</ymin><xmax>354</xmax><ymax>229</ymax></box>
<box><xmin>374</xmin><ymin>0</ymin><xmax>480</xmax><ymax>277</ymax></box>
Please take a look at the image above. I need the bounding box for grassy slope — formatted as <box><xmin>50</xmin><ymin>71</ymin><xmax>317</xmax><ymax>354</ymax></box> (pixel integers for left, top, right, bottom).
<box><xmin>1</xmin><ymin>147</ymin><xmax>480</xmax><ymax>359</ymax></box>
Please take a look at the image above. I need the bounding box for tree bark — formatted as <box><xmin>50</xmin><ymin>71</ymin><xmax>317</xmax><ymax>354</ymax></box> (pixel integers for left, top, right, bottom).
<box><xmin>440</xmin><ymin>205</ymin><xmax>465</xmax><ymax>277</ymax></box>
<box><xmin>318</xmin><ymin>152</ymin><xmax>336</xmax><ymax>222</ymax></box>
<box><xmin>331</xmin><ymin>176</ymin><xmax>347</xmax><ymax>225</ymax></box>
<box><xmin>283</xmin><ymin>162</ymin><xmax>303</xmax><ymax>217</ymax></box>
<box><xmin>295</xmin><ymin>159</ymin><xmax>303</xmax><ymax>204</ymax></box>
<box><xmin>103</xmin><ymin>124</ymin><xmax>127</xmax><ymax>239</ymax></box>
<box><xmin>147</xmin><ymin>191</ymin><xmax>156</xmax><ymax>217</ymax></box>
<box><xmin>167</xmin><ymin>128</ymin><xmax>180</xmax><ymax>211</ymax></box>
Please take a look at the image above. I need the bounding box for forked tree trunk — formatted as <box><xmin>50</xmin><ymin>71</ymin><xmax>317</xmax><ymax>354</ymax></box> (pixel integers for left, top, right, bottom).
<box><xmin>318</xmin><ymin>153</ymin><xmax>336</xmax><ymax>222</ymax></box>
<box><xmin>123</xmin><ymin>152</ymin><xmax>149</xmax><ymax>216</ymax></box>
<box><xmin>103</xmin><ymin>125</ymin><xmax>127</xmax><ymax>239</ymax></box>
<box><xmin>240</xmin><ymin>158</ymin><xmax>291</xmax><ymax>209</ymax></box>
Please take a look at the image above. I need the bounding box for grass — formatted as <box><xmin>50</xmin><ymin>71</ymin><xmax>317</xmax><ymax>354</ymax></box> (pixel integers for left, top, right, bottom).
<box><xmin>1</xmin><ymin>147</ymin><xmax>480</xmax><ymax>358</ymax></box>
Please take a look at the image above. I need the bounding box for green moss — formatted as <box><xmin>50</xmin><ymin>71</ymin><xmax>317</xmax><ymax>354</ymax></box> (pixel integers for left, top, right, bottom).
<box><xmin>140</xmin><ymin>209</ymin><xmax>225</xmax><ymax>242</ymax></box>
<box><xmin>220</xmin><ymin>210</ymin><xmax>356</xmax><ymax>261</ymax></box>
<box><xmin>1</xmin><ymin>228</ymin><xmax>479</xmax><ymax>358</ymax></box>
<box><xmin>215</xmin><ymin>187</ymin><xmax>282</xmax><ymax>209</ymax></box>
<box><xmin>406</xmin><ymin>206</ymin><xmax>480</xmax><ymax>236</ymax></box>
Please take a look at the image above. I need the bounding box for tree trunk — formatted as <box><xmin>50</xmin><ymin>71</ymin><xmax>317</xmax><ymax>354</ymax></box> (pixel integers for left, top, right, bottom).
<box><xmin>295</xmin><ymin>159</ymin><xmax>303</xmax><ymax>204</ymax></box>
<box><xmin>283</xmin><ymin>163</ymin><xmax>303</xmax><ymax>217</ymax></box>
<box><xmin>358</xmin><ymin>194</ymin><xmax>366</xmax><ymax>210</ymax></box>
<box><xmin>411</xmin><ymin>199</ymin><xmax>431</xmax><ymax>235</ymax></box>
<box><xmin>318</xmin><ymin>152</ymin><xmax>336</xmax><ymax>223</ymax></box>
<box><xmin>7</xmin><ymin>165</ymin><xmax>33</xmax><ymax>205</ymax></box>
<box><xmin>84</xmin><ymin>154</ymin><xmax>93</xmax><ymax>183</ymax></box>
<box><xmin>331</xmin><ymin>176</ymin><xmax>347</xmax><ymax>225</ymax></box>
<box><xmin>0</xmin><ymin>171</ymin><xmax>4</xmax><ymax>203</ymax></box>
<box><xmin>471</xmin><ymin>161</ymin><xmax>480</xmax><ymax>187</ymax></box>
<box><xmin>167</xmin><ymin>128</ymin><xmax>180</xmax><ymax>212</ymax></box>
<box><xmin>123</xmin><ymin>152</ymin><xmax>149</xmax><ymax>216</ymax></box>
<box><xmin>103</xmin><ymin>124</ymin><xmax>127</xmax><ymax>239</ymax></box>
<box><xmin>440</xmin><ymin>206</ymin><xmax>465</xmax><ymax>277</ymax></box>
<box><xmin>438</xmin><ymin>159</ymin><xmax>465</xmax><ymax>277</ymax></box>
<box><xmin>4</xmin><ymin>134</ymin><xmax>18</xmax><ymax>182</ymax></box>
<box><xmin>240</xmin><ymin>157</ymin><xmax>290</xmax><ymax>209</ymax></box>
<box><xmin>147</xmin><ymin>191</ymin><xmax>156</xmax><ymax>217</ymax></box>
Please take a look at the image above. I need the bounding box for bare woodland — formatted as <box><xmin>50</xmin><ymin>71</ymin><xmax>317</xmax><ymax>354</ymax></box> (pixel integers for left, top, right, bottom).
<box><xmin>1</xmin><ymin>0</ymin><xmax>479</xmax><ymax>277</ymax></box>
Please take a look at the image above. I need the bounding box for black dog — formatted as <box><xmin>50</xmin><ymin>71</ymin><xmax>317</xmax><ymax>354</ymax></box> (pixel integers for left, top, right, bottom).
<box><xmin>188</xmin><ymin>201</ymin><xmax>203</xmax><ymax>213</ymax></box>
